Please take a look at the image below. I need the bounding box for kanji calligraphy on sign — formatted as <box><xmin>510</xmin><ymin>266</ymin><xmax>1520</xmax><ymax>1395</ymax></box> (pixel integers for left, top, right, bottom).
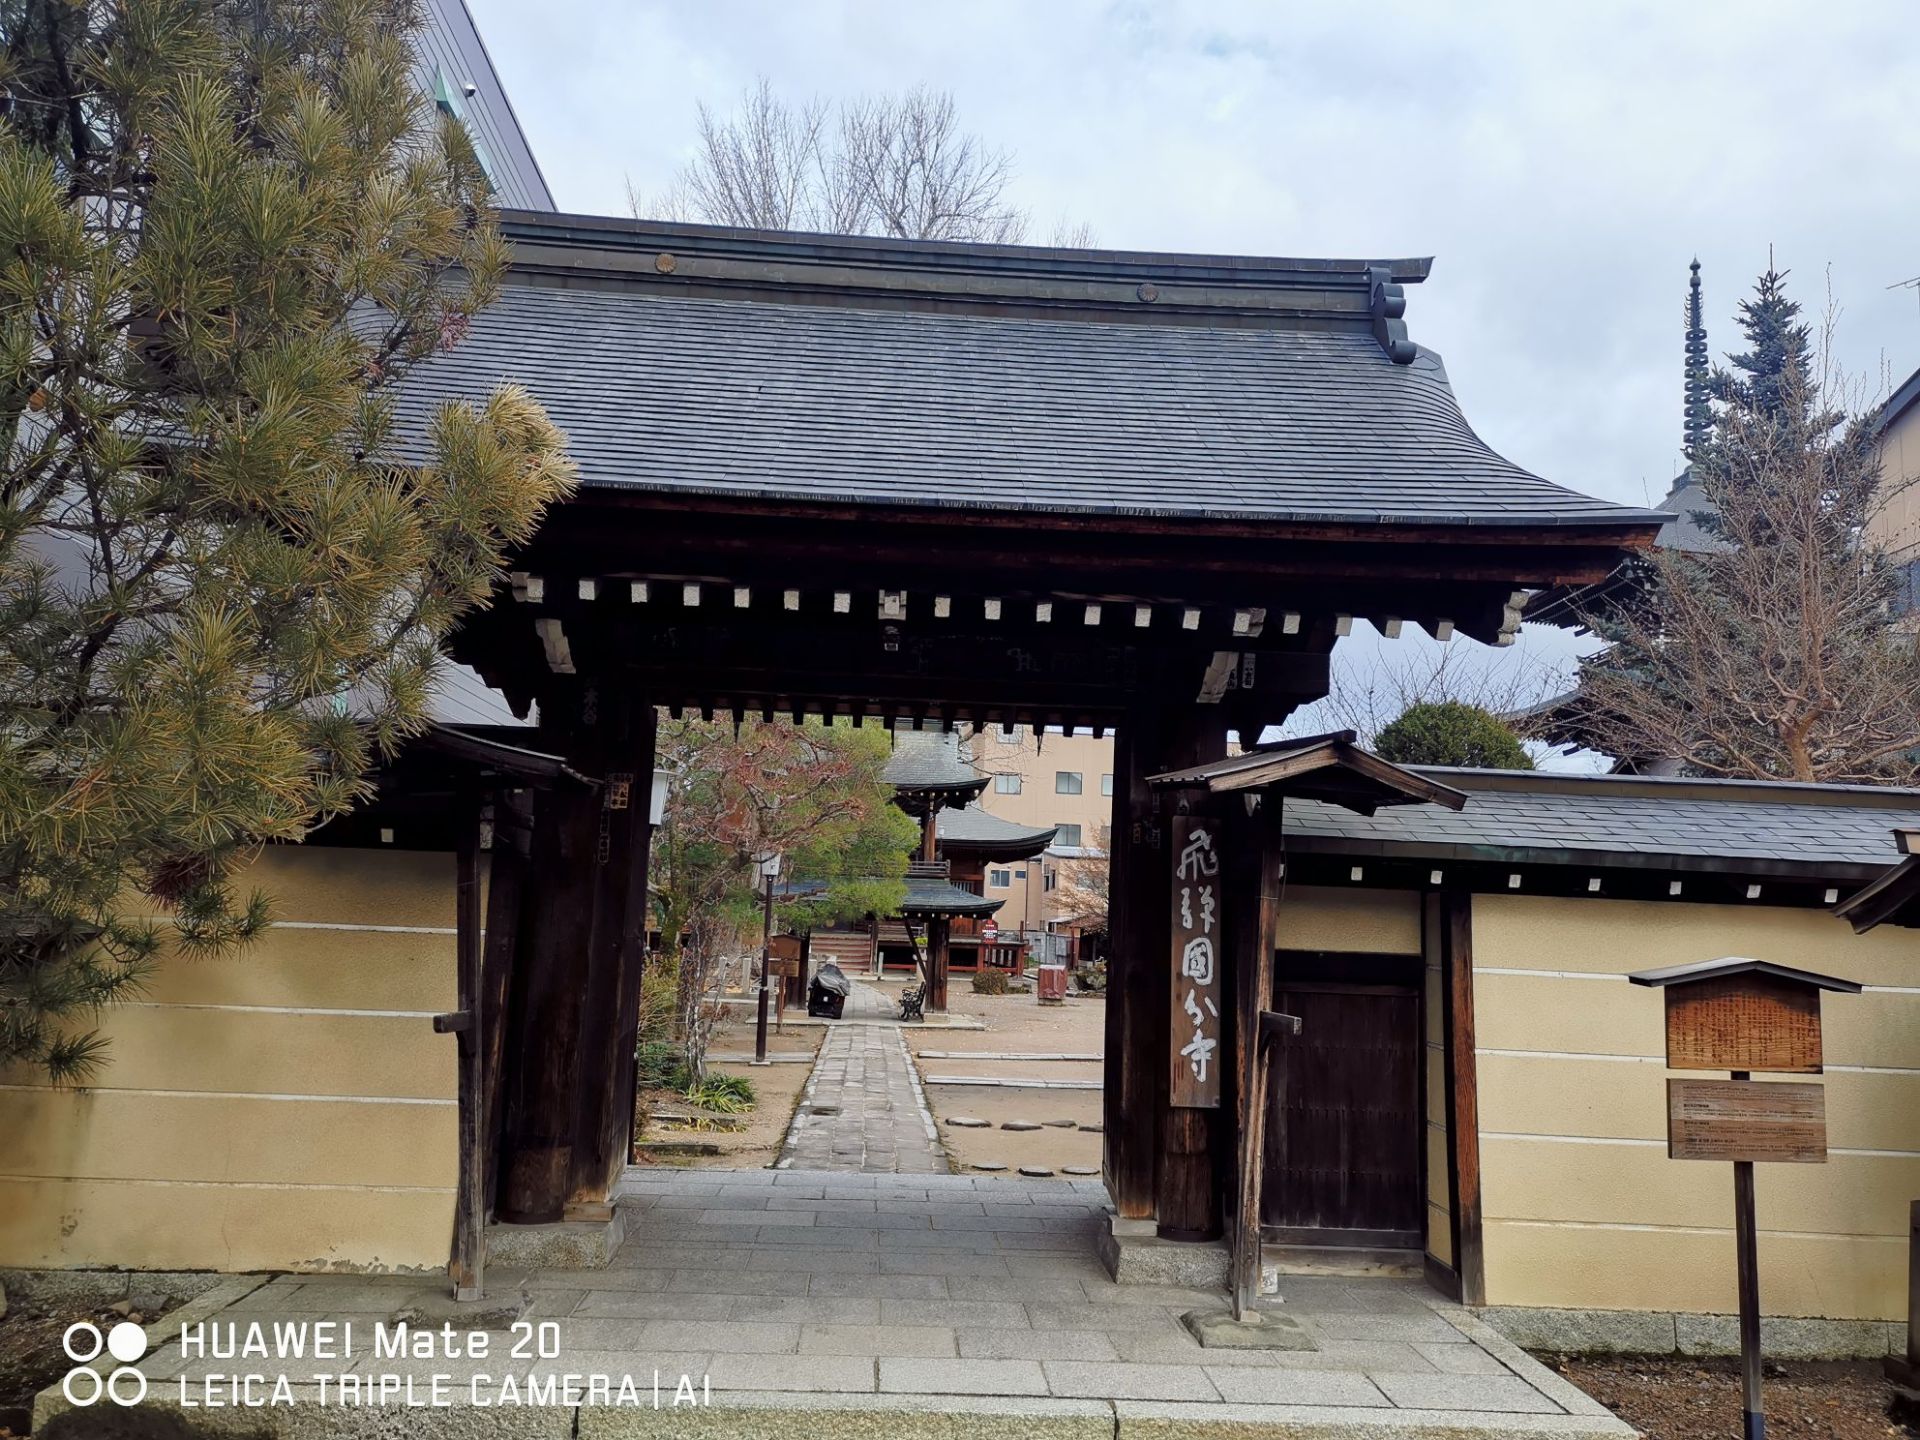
<box><xmin>1170</xmin><ymin>814</ymin><xmax>1223</xmax><ymax>1108</ymax></box>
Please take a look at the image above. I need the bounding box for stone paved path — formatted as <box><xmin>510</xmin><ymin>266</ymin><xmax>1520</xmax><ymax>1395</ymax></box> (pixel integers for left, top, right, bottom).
<box><xmin>94</xmin><ymin>1170</ymin><xmax>1626</xmax><ymax>1438</ymax></box>
<box><xmin>778</xmin><ymin>984</ymin><xmax>945</xmax><ymax>1173</ymax></box>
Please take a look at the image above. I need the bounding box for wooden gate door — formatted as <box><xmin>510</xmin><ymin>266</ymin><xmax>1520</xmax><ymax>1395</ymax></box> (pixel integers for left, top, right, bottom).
<box><xmin>1260</xmin><ymin>960</ymin><xmax>1424</xmax><ymax>1248</ymax></box>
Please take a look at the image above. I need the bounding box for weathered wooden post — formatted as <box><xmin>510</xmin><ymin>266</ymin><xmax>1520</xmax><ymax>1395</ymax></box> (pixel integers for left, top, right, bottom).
<box><xmin>1162</xmin><ymin>812</ymin><xmax>1225</xmax><ymax>1240</ymax></box>
<box><xmin>1630</xmin><ymin>958</ymin><xmax>1862</xmax><ymax>1440</ymax></box>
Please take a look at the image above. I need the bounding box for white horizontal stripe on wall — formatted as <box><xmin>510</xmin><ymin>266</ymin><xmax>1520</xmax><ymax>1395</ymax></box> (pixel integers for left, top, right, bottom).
<box><xmin>1478</xmin><ymin>1047</ymin><xmax>1920</xmax><ymax>1076</ymax></box>
<box><xmin>1479</xmin><ymin>1047</ymin><xmax>1662</xmax><ymax>1064</ymax></box>
<box><xmin>118</xmin><ymin>1002</ymin><xmax>443</xmax><ymax>1019</ymax></box>
<box><xmin>1479</xmin><ymin>967</ymin><xmax>1920</xmax><ymax>997</ymax></box>
<box><xmin>122</xmin><ymin>918</ymin><xmax>458</xmax><ymax>936</ymax></box>
<box><xmin>1483</xmin><ymin>1130</ymin><xmax>1920</xmax><ymax>1159</ymax></box>
<box><xmin>0</xmin><ymin>1084</ymin><xmax>454</xmax><ymax>1106</ymax></box>
<box><xmin>0</xmin><ymin>1174</ymin><xmax>452</xmax><ymax>1195</ymax></box>
<box><xmin>1492</xmin><ymin>1216</ymin><xmax>1907</xmax><ymax>1243</ymax></box>
<box><xmin>1477</xmin><ymin>968</ymin><xmax>1626</xmax><ymax>981</ymax></box>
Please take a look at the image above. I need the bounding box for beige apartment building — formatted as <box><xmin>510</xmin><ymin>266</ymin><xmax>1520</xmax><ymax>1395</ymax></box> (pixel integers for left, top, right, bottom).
<box><xmin>966</xmin><ymin>724</ymin><xmax>1115</xmax><ymax>963</ymax></box>
<box><xmin>1869</xmin><ymin>366</ymin><xmax>1920</xmax><ymax>574</ymax></box>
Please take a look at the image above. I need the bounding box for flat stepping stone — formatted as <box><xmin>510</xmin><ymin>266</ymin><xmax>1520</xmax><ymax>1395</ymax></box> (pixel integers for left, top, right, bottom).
<box><xmin>1018</xmin><ymin>1166</ymin><xmax>1055</xmax><ymax>1178</ymax></box>
<box><xmin>946</xmin><ymin>1116</ymin><xmax>990</xmax><ymax>1128</ymax></box>
<box><xmin>970</xmin><ymin>1161</ymin><xmax>1008</xmax><ymax>1172</ymax></box>
<box><xmin>1000</xmin><ymin>1120</ymin><xmax>1042</xmax><ymax>1132</ymax></box>
<box><xmin>1077</xmin><ymin>1123</ymin><xmax>1103</xmax><ymax>1133</ymax></box>
<box><xmin>1043</xmin><ymin>1118</ymin><xmax>1077</xmax><ymax>1128</ymax></box>
<box><xmin>1064</xmin><ymin>1166</ymin><xmax>1100</xmax><ymax>1176</ymax></box>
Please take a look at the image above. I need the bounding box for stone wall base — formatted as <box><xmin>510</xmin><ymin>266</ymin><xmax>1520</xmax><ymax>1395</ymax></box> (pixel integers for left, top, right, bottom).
<box><xmin>484</xmin><ymin>1206</ymin><xmax>626</xmax><ymax>1270</ymax></box>
<box><xmin>1096</xmin><ymin>1215</ymin><xmax>1229</xmax><ymax>1289</ymax></box>
<box><xmin>1482</xmin><ymin>1304</ymin><xmax>1904</xmax><ymax>1360</ymax></box>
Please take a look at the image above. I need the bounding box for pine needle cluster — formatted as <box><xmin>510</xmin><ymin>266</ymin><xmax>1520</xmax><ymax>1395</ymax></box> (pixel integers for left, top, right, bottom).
<box><xmin>0</xmin><ymin>0</ymin><xmax>575</xmax><ymax>1079</ymax></box>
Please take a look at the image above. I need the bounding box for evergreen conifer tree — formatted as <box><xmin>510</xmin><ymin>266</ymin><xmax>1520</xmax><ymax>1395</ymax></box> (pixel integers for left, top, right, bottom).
<box><xmin>1712</xmin><ymin>261</ymin><xmax>1820</xmax><ymax>429</ymax></box>
<box><xmin>0</xmin><ymin>0</ymin><xmax>574</xmax><ymax>1079</ymax></box>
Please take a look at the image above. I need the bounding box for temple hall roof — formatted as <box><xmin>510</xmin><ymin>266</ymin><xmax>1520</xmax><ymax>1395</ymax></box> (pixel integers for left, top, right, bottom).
<box><xmin>396</xmin><ymin>213</ymin><xmax>1665</xmax><ymax>535</ymax></box>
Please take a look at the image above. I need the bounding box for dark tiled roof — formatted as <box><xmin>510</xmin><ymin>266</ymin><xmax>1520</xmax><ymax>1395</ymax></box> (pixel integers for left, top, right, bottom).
<box><xmin>1282</xmin><ymin>768</ymin><xmax>1920</xmax><ymax>875</ymax></box>
<box><xmin>900</xmin><ymin>877</ymin><xmax>1004</xmax><ymax>918</ymax></box>
<box><xmin>937</xmin><ymin>804</ymin><xmax>1057</xmax><ymax>852</ymax></box>
<box><xmin>884</xmin><ymin>731</ymin><xmax>985</xmax><ymax>791</ymax></box>
<box><xmin>396</xmin><ymin>279</ymin><xmax>1660</xmax><ymax>530</ymax></box>
<box><xmin>1653</xmin><ymin>471</ymin><xmax>1725</xmax><ymax>553</ymax></box>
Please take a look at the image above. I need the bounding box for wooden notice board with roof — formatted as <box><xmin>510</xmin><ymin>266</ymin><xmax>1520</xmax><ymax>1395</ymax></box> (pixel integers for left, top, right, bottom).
<box><xmin>1630</xmin><ymin>957</ymin><xmax>1861</xmax><ymax>1440</ymax></box>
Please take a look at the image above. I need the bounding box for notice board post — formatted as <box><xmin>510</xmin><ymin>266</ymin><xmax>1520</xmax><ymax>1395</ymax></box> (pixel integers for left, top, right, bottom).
<box><xmin>1630</xmin><ymin>958</ymin><xmax>1862</xmax><ymax>1440</ymax></box>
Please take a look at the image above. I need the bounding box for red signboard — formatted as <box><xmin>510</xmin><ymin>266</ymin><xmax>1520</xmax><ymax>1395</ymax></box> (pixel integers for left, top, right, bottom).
<box><xmin>1170</xmin><ymin>814</ymin><xmax>1223</xmax><ymax>1108</ymax></box>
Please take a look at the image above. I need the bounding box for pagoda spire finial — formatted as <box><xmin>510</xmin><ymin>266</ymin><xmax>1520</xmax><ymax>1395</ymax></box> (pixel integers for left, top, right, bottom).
<box><xmin>1683</xmin><ymin>258</ymin><xmax>1711</xmax><ymax>465</ymax></box>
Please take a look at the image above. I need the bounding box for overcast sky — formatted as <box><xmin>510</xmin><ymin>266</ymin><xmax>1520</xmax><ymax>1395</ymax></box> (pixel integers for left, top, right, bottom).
<box><xmin>466</xmin><ymin>0</ymin><xmax>1920</xmax><ymax>757</ymax></box>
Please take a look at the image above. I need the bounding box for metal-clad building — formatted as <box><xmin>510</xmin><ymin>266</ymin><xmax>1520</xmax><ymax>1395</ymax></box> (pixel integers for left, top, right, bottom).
<box><xmin>419</xmin><ymin>0</ymin><xmax>555</xmax><ymax>211</ymax></box>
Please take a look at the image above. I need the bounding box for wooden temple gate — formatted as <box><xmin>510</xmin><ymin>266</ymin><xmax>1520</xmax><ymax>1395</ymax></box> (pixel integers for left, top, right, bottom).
<box><xmin>399</xmin><ymin>212</ymin><xmax>1661</xmax><ymax>1281</ymax></box>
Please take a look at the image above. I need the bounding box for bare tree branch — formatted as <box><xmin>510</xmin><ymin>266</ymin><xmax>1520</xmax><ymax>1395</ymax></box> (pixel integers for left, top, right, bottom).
<box><xmin>641</xmin><ymin>78</ymin><xmax>1088</xmax><ymax>244</ymax></box>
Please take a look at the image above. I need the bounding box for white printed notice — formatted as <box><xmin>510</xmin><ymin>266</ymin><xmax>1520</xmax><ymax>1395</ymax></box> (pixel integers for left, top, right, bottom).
<box><xmin>1170</xmin><ymin>813</ymin><xmax>1222</xmax><ymax>1108</ymax></box>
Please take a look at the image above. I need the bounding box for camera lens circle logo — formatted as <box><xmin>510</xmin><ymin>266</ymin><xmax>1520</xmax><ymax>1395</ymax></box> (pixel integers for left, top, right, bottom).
<box><xmin>61</xmin><ymin>1320</ymin><xmax>149</xmax><ymax>1407</ymax></box>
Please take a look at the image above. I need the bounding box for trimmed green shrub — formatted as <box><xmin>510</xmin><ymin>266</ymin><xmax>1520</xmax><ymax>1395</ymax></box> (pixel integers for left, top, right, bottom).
<box><xmin>1374</xmin><ymin>702</ymin><xmax>1534</xmax><ymax>770</ymax></box>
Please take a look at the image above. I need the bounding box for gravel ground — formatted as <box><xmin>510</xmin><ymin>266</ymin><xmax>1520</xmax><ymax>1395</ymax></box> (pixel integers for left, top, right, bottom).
<box><xmin>1546</xmin><ymin>1354</ymin><xmax>1917</xmax><ymax>1440</ymax></box>
<box><xmin>0</xmin><ymin>1294</ymin><xmax>179</xmax><ymax>1435</ymax></box>
<box><xmin>897</xmin><ymin>978</ymin><xmax>1107</xmax><ymax>1178</ymax></box>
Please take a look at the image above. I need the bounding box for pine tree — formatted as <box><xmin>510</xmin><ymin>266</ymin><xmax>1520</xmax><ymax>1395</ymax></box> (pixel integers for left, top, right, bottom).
<box><xmin>1712</xmin><ymin>261</ymin><xmax>1818</xmax><ymax>429</ymax></box>
<box><xmin>0</xmin><ymin>0</ymin><xmax>575</xmax><ymax>1080</ymax></box>
<box><xmin>1575</xmin><ymin>306</ymin><xmax>1920</xmax><ymax>781</ymax></box>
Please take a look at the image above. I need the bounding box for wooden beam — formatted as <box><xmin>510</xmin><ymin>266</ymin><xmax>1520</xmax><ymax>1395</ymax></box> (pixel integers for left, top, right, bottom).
<box><xmin>1441</xmin><ymin>889</ymin><xmax>1486</xmax><ymax>1305</ymax></box>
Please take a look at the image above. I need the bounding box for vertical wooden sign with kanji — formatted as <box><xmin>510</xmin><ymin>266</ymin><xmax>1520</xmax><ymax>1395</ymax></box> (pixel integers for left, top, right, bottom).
<box><xmin>1171</xmin><ymin>813</ymin><xmax>1223</xmax><ymax>1108</ymax></box>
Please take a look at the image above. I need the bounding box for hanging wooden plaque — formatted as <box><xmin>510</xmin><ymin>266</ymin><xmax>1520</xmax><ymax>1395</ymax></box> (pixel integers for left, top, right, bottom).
<box><xmin>1170</xmin><ymin>813</ymin><xmax>1223</xmax><ymax>1109</ymax></box>
<box><xmin>1664</xmin><ymin>974</ymin><xmax>1823</xmax><ymax>1073</ymax></box>
<box><xmin>1667</xmin><ymin>1078</ymin><xmax>1826</xmax><ymax>1163</ymax></box>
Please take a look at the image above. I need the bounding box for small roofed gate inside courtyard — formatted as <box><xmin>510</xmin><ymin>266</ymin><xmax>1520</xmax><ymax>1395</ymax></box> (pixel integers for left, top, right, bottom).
<box><xmin>412</xmin><ymin>212</ymin><xmax>1662</xmax><ymax>1241</ymax></box>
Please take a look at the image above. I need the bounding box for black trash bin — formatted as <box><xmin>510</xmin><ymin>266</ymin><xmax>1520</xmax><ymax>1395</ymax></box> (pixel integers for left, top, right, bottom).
<box><xmin>807</xmin><ymin>961</ymin><xmax>851</xmax><ymax>1020</ymax></box>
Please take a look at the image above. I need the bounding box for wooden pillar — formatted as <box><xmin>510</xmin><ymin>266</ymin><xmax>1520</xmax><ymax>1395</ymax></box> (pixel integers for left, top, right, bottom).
<box><xmin>1102</xmin><ymin>716</ymin><xmax>1155</xmax><ymax>1217</ymax></box>
<box><xmin>495</xmin><ymin>685</ymin><xmax>653</xmax><ymax>1226</ymax></box>
<box><xmin>1154</xmin><ymin>712</ymin><xmax>1229</xmax><ymax>1240</ymax></box>
<box><xmin>1103</xmin><ymin>692</ymin><xmax>1227</xmax><ymax>1226</ymax></box>
<box><xmin>480</xmin><ymin>789</ymin><xmax>533</xmax><ymax>1220</ymax></box>
<box><xmin>1440</xmin><ymin>889</ymin><xmax>1486</xmax><ymax>1305</ymax></box>
<box><xmin>1224</xmin><ymin>794</ymin><xmax>1283</xmax><ymax>1313</ymax></box>
<box><xmin>926</xmin><ymin>916</ymin><xmax>950</xmax><ymax>1014</ymax></box>
<box><xmin>566</xmin><ymin>695</ymin><xmax>659</xmax><ymax>1215</ymax></box>
<box><xmin>496</xmin><ymin>763</ymin><xmax>598</xmax><ymax>1218</ymax></box>
<box><xmin>446</xmin><ymin>806</ymin><xmax>486</xmax><ymax>1299</ymax></box>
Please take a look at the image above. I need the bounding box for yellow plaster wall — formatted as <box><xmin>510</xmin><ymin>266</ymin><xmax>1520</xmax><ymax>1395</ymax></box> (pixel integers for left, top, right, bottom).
<box><xmin>1274</xmin><ymin>885</ymin><xmax>1423</xmax><ymax>955</ymax></box>
<box><xmin>1471</xmin><ymin>894</ymin><xmax>1919</xmax><ymax>1320</ymax></box>
<box><xmin>0</xmin><ymin>847</ymin><xmax>459</xmax><ymax>1275</ymax></box>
